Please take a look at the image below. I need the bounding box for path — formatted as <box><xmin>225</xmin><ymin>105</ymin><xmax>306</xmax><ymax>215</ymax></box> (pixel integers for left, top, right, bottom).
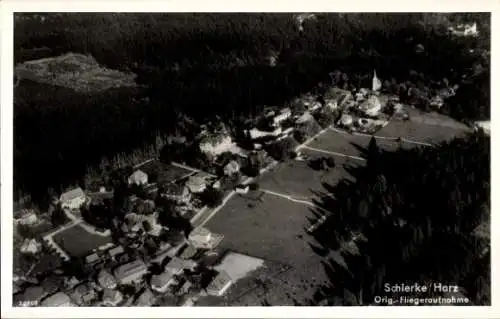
<box><xmin>300</xmin><ymin>145</ymin><xmax>366</xmax><ymax>161</ymax></box>
<box><xmin>261</xmin><ymin>189</ymin><xmax>332</xmax><ymax>216</ymax></box>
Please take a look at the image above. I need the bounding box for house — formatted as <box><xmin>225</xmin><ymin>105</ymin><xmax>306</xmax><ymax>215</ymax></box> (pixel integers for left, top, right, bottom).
<box><xmin>188</xmin><ymin>227</ymin><xmax>224</xmax><ymax>249</ymax></box>
<box><xmin>13</xmin><ymin>285</ymin><xmax>47</xmax><ymax>307</ymax></box>
<box><xmin>223</xmin><ymin>160</ymin><xmax>240</xmax><ymax>176</ymax></box>
<box><xmin>308</xmin><ymin>101</ymin><xmax>322</xmax><ymax>112</ymax></box>
<box><xmin>337</xmin><ymin>114</ymin><xmax>354</xmax><ymax>127</ymax></box>
<box><xmin>449</xmin><ymin>22</ymin><xmax>478</xmax><ymax>37</ymax></box>
<box><xmin>372</xmin><ymin>70</ymin><xmax>382</xmax><ymax>92</ymax></box>
<box><xmin>212</xmin><ymin>180</ymin><xmax>221</xmax><ymax>189</ymax></box>
<box><xmin>199</xmin><ymin>134</ymin><xmax>233</xmax><ymax>157</ymax></box>
<box><xmin>429</xmin><ymin>96</ymin><xmax>444</xmax><ymax>109</ymax></box>
<box><xmin>135</xmin><ymin>289</ymin><xmax>155</xmax><ymax>306</ymax></box>
<box><xmin>97</xmin><ymin>269</ymin><xmax>117</xmax><ymax>289</ymax></box>
<box><xmin>107</xmin><ymin>245</ymin><xmax>125</xmax><ymax>260</ymax></box>
<box><xmin>179</xmin><ymin>244</ymin><xmax>198</xmax><ymax>259</ymax></box>
<box><xmin>272</xmin><ymin>108</ymin><xmax>292</xmax><ymax>127</ymax></box>
<box><xmin>324</xmin><ymin>87</ymin><xmax>353</xmax><ymax>107</ymax></box>
<box><xmin>102</xmin><ymin>288</ymin><xmax>123</xmax><ymax>306</ymax></box>
<box><xmin>295</xmin><ymin>111</ymin><xmax>314</xmax><ymax>124</ymax></box>
<box><xmin>113</xmin><ymin>259</ymin><xmax>148</xmax><ymax>285</ymax></box>
<box><xmin>20</xmin><ymin>238</ymin><xmax>42</xmax><ymax>255</ymax></box>
<box><xmin>176</xmin><ymin>280</ymin><xmax>193</xmax><ymax>295</ymax></box>
<box><xmin>165</xmin><ymin>257</ymin><xmax>197</xmax><ymax>274</ymax></box>
<box><xmin>358</xmin><ymin>95</ymin><xmax>382</xmax><ymax>117</ymax></box>
<box><xmin>128</xmin><ymin>170</ymin><xmax>148</xmax><ymax>186</ymax></box>
<box><xmin>60</xmin><ymin>187</ymin><xmax>86</xmax><ymax>210</ymax></box>
<box><xmin>248</xmin><ymin>127</ymin><xmax>282</xmax><ymax>140</ymax></box>
<box><xmin>84</xmin><ymin>252</ymin><xmax>101</xmax><ymax>265</ymax></box>
<box><xmin>164</xmin><ymin>184</ymin><xmax>191</xmax><ymax>204</ymax></box>
<box><xmin>185</xmin><ymin>175</ymin><xmax>207</xmax><ymax>194</ymax></box>
<box><xmin>40</xmin><ymin>291</ymin><xmax>74</xmax><ymax>307</ymax></box>
<box><xmin>70</xmin><ymin>282</ymin><xmax>97</xmax><ymax>306</ymax></box>
<box><xmin>235</xmin><ymin>184</ymin><xmax>249</xmax><ymax>194</ymax></box>
<box><xmin>14</xmin><ymin>209</ymin><xmax>39</xmax><ymax>226</ymax></box>
<box><xmin>474</xmin><ymin>121</ymin><xmax>490</xmax><ymax>136</ymax></box>
<box><xmin>206</xmin><ymin>270</ymin><xmax>233</xmax><ymax>297</ymax></box>
<box><xmin>150</xmin><ymin>271</ymin><xmax>177</xmax><ymax>293</ymax></box>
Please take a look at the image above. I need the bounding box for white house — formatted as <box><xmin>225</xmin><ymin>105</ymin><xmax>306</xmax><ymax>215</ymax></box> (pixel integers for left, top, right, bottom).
<box><xmin>60</xmin><ymin>187</ymin><xmax>86</xmax><ymax>210</ymax></box>
<box><xmin>97</xmin><ymin>269</ymin><xmax>117</xmax><ymax>290</ymax></box>
<box><xmin>206</xmin><ymin>271</ymin><xmax>233</xmax><ymax>297</ymax></box>
<box><xmin>20</xmin><ymin>238</ymin><xmax>42</xmax><ymax>254</ymax></box>
<box><xmin>199</xmin><ymin>134</ymin><xmax>233</xmax><ymax>157</ymax></box>
<box><xmin>235</xmin><ymin>184</ymin><xmax>250</xmax><ymax>194</ymax></box>
<box><xmin>128</xmin><ymin>170</ymin><xmax>148</xmax><ymax>186</ymax></box>
<box><xmin>223</xmin><ymin>160</ymin><xmax>240</xmax><ymax>176</ymax></box>
<box><xmin>248</xmin><ymin>127</ymin><xmax>282</xmax><ymax>140</ymax></box>
<box><xmin>164</xmin><ymin>184</ymin><xmax>191</xmax><ymax>204</ymax></box>
<box><xmin>337</xmin><ymin>113</ymin><xmax>354</xmax><ymax>127</ymax></box>
<box><xmin>185</xmin><ymin>175</ymin><xmax>207</xmax><ymax>194</ymax></box>
<box><xmin>15</xmin><ymin>209</ymin><xmax>39</xmax><ymax>226</ymax></box>
<box><xmin>150</xmin><ymin>272</ymin><xmax>177</xmax><ymax>293</ymax></box>
<box><xmin>272</xmin><ymin>108</ymin><xmax>292</xmax><ymax>127</ymax></box>
<box><xmin>474</xmin><ymin>121</ymin><xmax>490</xmax><ymax>136</ymax></box>
<box><xmin>359</xmin><ymin>95</ymin><xmax>382</xmax><ymax>117</ymax></box>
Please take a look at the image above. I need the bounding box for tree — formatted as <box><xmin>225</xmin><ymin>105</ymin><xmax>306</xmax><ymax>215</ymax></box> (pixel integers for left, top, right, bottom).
<box><xmin>201</xmin><ymin>187</ymin><xmax>224</xmax><ymax>208</ymax></box>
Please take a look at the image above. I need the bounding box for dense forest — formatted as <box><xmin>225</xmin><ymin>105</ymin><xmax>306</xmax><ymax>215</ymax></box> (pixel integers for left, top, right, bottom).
<box><xmin>307</xmin><ymin>132</ymin><xmax>490</xmax><ymax>305</ymax></box>
<box><xmin>14</xmin><ymin>13</ymin><xmax>490</xmax><ymax>203</ymax></box>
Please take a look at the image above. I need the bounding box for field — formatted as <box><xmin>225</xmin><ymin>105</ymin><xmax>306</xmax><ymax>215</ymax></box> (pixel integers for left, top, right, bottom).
<box><xmin>376</xmin><ymin>120</ymin><xmax>470</xmax><ymax>144</ymax></box>
<box><xmin>15</xmin><ymin>53</ymin><xmax>137</xmax><ymax>93</ymax></box>
<box><xmin>52</xmin><ymin>224</ymin><xmax>113</xmax><ymax>258</ymax></box>
<box><xmin>138</xmin><ymin>160</ymin><xmax>194</xmax><ymax>184</ymax></box>
<box><xmin>204</xmin><ymin>193</ymin><xmax>332</xmax><ymax>305</ymax></box>
<box><xmin>307</xmin><ymin>129</ymin><xmax>402</xmax><ymax>156</ymax></box>
<box><xmin>258</xmin><ymin>159</ymin><xmax>359</xmax><ymax>200</ymax></box>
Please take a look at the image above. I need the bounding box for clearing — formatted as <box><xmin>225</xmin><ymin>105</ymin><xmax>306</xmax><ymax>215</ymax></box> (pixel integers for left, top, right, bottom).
<box><xmin>15</xmin><ymin>52</ymin><xmax>136</xmax><ymax>93</ymax></box>
<box><xmin>52</xmin><ymin>224</ymin><xmax>113</xmax><ymax>258</ymax></box>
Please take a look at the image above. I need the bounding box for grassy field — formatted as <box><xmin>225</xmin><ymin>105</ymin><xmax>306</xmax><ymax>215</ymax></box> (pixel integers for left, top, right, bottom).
<box><xmin>204</xmin><ymin>193</ymin><xmax>334</xmax><ymax>305</ymax></box>
<box><xmin>52</xmin><ymin>224</ymin><xmax>113</xmax><ymax>258</ymax></box>
<box><xmin>307</xmin><ymin>129</ymin><xmax>402</xmax><ymax>156</ymax></box>
<box><xmin>258</xmin><ymin>159</ymin><xmax>358</xmax><ymax>200</ymax></box>
<box><xmin>138</xmin><ymin>160</ymin><xmax>193</xmax><ymax>184</ymax></box>
<box><xmin>376</xmin><ymin>119</ymin><xmax>470</xmax><ymax>144</ymax></box>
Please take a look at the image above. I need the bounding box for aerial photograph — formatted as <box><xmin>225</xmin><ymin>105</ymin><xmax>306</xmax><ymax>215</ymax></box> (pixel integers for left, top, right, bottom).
<box><xmin>11</xmin><ymin>12</ymin><xmax>490</xmax><ymax>307</ymax></box>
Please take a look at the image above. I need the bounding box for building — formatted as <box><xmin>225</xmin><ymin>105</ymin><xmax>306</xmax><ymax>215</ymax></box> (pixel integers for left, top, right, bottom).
<box><xmin>199</xmin><ymin>134</ymin><xmax>233</xmax><ymax>157</ymax></box>
<box><xmin>164</xmin><ymin>184</ymin><xmax>192</xmax><ymax>204</ymax></box>
<box><xmin>14</xmin><ymin>209</ymin><xmax>39</xmax><ymax>226</ymax></box>
<box><xmin>165</xmin><ymin>257</ymin><xmax>197</xmax><ymax>274</ymax></box>
<box><xmin>84</xmin><ymin>252</ymin><xmax>101</xmax><ymax>265</ymax></box>
<box><xmin>358</xmin><ymin>95</ymin><xmax>382</xmax><ymax>117</ymax></box>
<box><xmin>113</xmin><ymin>259</ymin><xmax>148</xmax><ymax>285</ymax></box>
<box><xmin>308</xmin><ymin>101</ymin><xmax>322</xmax><ymax>112</ymax></box>
<box><xmin>324</xmin><ymin>87</ymin><xmax>353</xmax><ymax>107</ymax></box>
<box><xmin>337</xmin><ymin>114</ymin><xmax>354</xmax><ymax>127</ymax></box>
<box><xmin>295</xmin><ymin>111</ymin><xmax>314</xmax><ymax>124</ymax></box>
<box><xmin>235</xmin><ymin>184</ymin><xmax>250</xmax><ymax>194</ymax></box>
<box><xmin>102</xmin><ymin>288</ymin><xmax>123</xmax><ymax>306</ymax></box>
<box><xmin>429</xmin><ymin>96</ymin><xmax>444</xmax><ymax>109</ymax></box>
<box><xmin>272</xmin><ymin>108</ymin><xmax>292</xmax><ymax>127</ymax></box>
<box><xmin>449</xmin><ymin>22</ymin><xmax>479</xmax><ymax>37</ymax></box>
<box><xmin>40</xmin><ymin>291</ymin><xmax>74</xmax><ymax>307</ymax></box>
<box><xmin>185</xmin><ymin>175</ymin><xmax>207</xmax><ymax>194</ymax></box>
<box><xmin>20</xmin><ymin>238</ymin><xmax>42</xmax><ymax>254</ymax></box>
<box><xmin>372</xmin><ymin>70</ymin><xmax>382</xmax><ymax>92</ymax></box>
<box><xmin>128</xmin><ymin>170</ymin><xmax>148</xmax><ymax>186</ymax></box>
<box><xmin>60</xmin><ymin>187</ymin><xmax>86</xmax><ymax>210</ymax></box>
<box><xmin>188</xmin><ymin>227</ymin><xmax>224</xmax><ymax>249</ymax></box>
<box><xmin>206</xmin><ymin>270</ymin><xmax>233</xmax><ymax>297</ymax></box>
<box><xmin>107</xmin><ymin>245</ymin><xmax>125</xmax><ymax>260</ymax></box>
<box><xmin>97</xmin><ymin>269</ymin><xmax>117</xmax><ymax>290</ymax></box>
<box><xmin>150</xmin><ymin>271</ymin><xmax>177</xmax><ymax>293</ymax></box>
<box><xmin>70</xmin><ymin>282</ymin><xmax>97</xmax><ymax>306</ymax></box>
<box><xmin>248</xmin><ymin>127</ymin><xmax>282</xmax><ymax>140</ymax></box>
<box><xmin>179</xmin><ymin>244</ymin><xmax>198</xmax><ymax>259</ymax></box>
<box><xmin>223</xmin><ymin>160</ymin><xmax>240</xmax><ymax>176</ymax></box>
<box><xmin>474</xmin><ymin>121</ymin><xmax>491</xmax><ymax>136</ymax></box>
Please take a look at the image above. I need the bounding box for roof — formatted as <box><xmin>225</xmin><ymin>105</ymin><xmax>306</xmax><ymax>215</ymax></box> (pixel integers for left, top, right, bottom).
<box><xmin>165</xmin><ymin>257</ymin><xmax>196</xmax><ymax>272</ymax></box>
<box><xmin>130</xmin><ymin>170</ymin><xmax>148</xmax><ymax>179</ymax></box>
<box><xmin>97</xmin><ymin>269</ymin><xmax>117</xmax><ymax>288</ymax></box>
<box><xmin>359</xmin><ymin>95</ymin><xmax>381</xmax><ymax>111</ymax></box>
<box><xmin>85</xmin><ymin>252</ymin><xmax>100</xmax><ymax>264</ymax></box>
<box><xmin>60</xmin><ymin>187</ymin><xmax>85</xmax><ymax>202</ymax></box>
<box><xmin>207</xmin><ymin>270</ymin><xmax>233</xmax><ymax>292</ymax></box>
<box><xmin>17</xmin><ymin>285</ymin><xmax>46</xmax><ymax>302</ymax></box>
<box><xmin>151</xmin><ymin>271</ymin><xmax>175</xmax><ymax>288</ymax></box>
<box><xmin>108</xmin><ymin>245</ymin><xmax>125</xmax><ymax>257</ymax></box>
<box><xmin>102</xmin><ymin>288</ymin><xmax>121</xmax><ymax>302</ymax></box>
<box><xmin>114</xmin><ymin>259</ymin><xmax>147</xmax><ymax>282</ymax></box>
<box><xmin>40</xmin><ymin>291</ymin><xmax>72</xmax><ymax>306</ymax></box>
<box><xmin>185</xmin><ymin>176</ymin><xmax>206</xmax><ymax>190</ymax></box>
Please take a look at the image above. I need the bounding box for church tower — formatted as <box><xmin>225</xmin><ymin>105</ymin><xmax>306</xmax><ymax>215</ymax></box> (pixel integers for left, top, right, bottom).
<box><xmin>372</xmin><ymin>69</ymin><xmax>381</xmax><ymax>92</ymax></box>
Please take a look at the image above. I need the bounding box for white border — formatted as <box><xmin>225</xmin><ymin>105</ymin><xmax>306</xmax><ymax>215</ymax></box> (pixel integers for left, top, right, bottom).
<box><xmin>1</xmin><ymin>0</ymin><xmax>499</xmax><ymax>318</ymax></box>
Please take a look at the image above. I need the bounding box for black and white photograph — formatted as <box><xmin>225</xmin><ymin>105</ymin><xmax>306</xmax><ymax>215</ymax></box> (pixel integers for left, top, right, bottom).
<box><xmin>0</xmin><ymin>1</ymin><xmax>497</xmax><ymax>317</ymax></box>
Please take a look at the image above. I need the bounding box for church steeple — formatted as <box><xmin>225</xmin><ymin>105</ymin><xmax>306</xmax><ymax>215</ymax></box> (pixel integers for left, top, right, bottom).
<box><xmin>372</xmin><ymin>69</ymin><xmax>381</xmax><ymax>92</ymax></box>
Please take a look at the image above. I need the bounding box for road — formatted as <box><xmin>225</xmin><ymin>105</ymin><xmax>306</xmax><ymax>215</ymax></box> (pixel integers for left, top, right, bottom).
<box><xmin>299</xmin><ymin>145</ymin><xmax>366</xmax><ymax>161</ymax></box>
<box><xmin>328</xmin><ymin>127</ymin><xmax>434</xmax><ymax>147</ymax></box>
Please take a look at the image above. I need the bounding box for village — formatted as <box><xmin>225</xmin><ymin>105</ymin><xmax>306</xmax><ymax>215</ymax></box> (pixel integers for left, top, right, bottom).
<box><xmin>12</xmin><ymin>63</ymin><xmax>478</xmax><ymax>307</ymax></box>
